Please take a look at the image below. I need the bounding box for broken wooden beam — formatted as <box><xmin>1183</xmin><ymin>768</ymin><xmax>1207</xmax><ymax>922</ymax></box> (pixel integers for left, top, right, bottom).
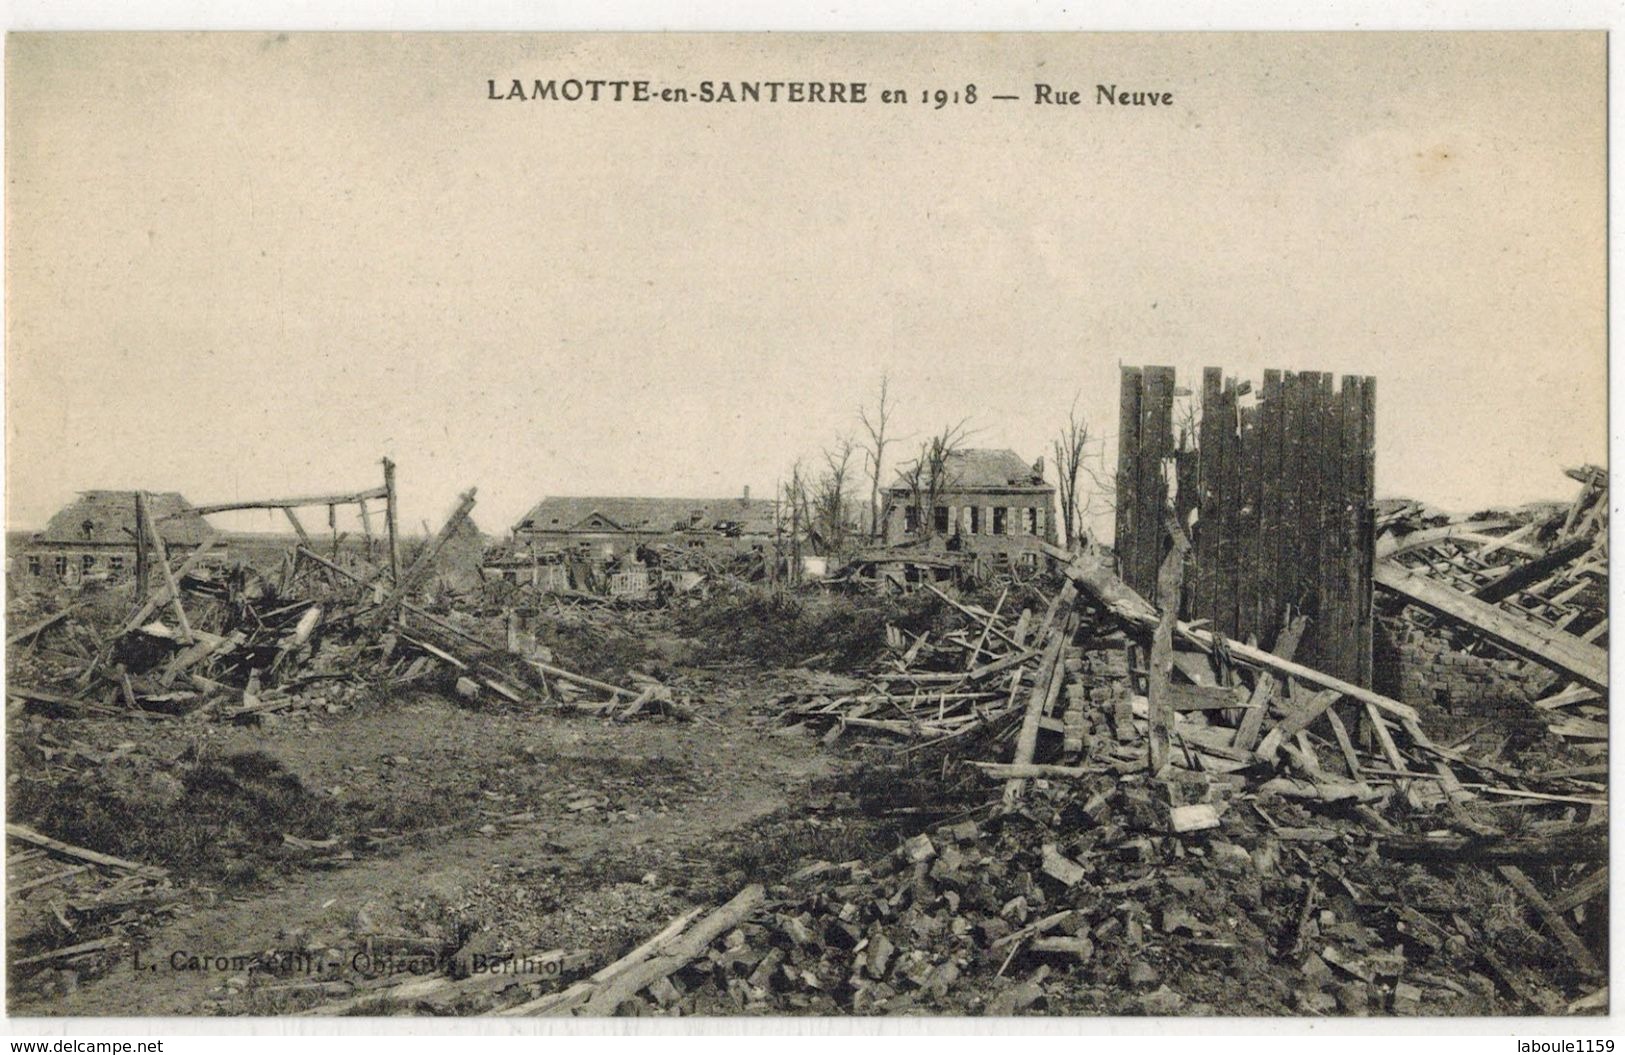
<box><xmin>1147</xmin><ymin>525</ymin><xmax>1189</xmax><ymax>774</ymax></box>
<box><xmin>1376</xmin><ymin>827</ymin><xmax>1605</xmax><ymax>864</ymax></box>
<box><xmin>138</xmin><ymin>492</ymin><xmax>194</xmax><ymax>644</ymax></box>
<box><xmin>1233</xmin><ymin>615</ymin><xmax>1306</xmax><ymax>751</ymax></box>
<box><xmin>6</xmin><ymin>823</ymin><xmax>167</xmax><ymax>879</ymax></box>
<box><xmin>371</xmin><ymin>488</ymin><xmax>478</xmax><ymax>619</ymax></box>
<box><xmin>576</xmin><ymin>884</ymin><xmax>765</xmax><ymax>1015</ymax></box>
<box><xmin>1374</xmin><ymin>562</ymin><xmax>1607</xmax><ymax>692</ymax></box>
<box><xmin>1043</xmin><ymin>546</ymin><xmax>1419</xmax><ymax>723</ymax></box>
<box><xmin>182</xmin><ymin>485</ymin><xmax>390</xmax><ymax>517</ymax></box>
<box><xmin>1497</xmin><ymin>864</ymin><xmax>1601</xmax><ymax>977</ymax></box>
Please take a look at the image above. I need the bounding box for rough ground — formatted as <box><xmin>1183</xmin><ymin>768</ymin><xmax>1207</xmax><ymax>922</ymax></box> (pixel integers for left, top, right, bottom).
<box><xmin>9</xmin><ymin>672</ymin><xmax>847</xmax><ymax>1016</ymax></box>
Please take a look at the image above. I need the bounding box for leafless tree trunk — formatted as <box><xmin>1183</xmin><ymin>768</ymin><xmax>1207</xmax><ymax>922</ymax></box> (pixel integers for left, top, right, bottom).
<box><xmin>783</xmin><ymin>461</ymin><xmax>811</xmax><ymax>584</ymax></box>
<box><xmin>859</xmin><ymin>373</ymin><xmax>897</xmax><ymax>541</ymax></box>
<box><xmin>814</xmin><ymin>435</ymin><xmax>857</xmax><ymax>555</ymax></box>
<box><xmin>1052</xmin><ymin>396</ymin><xmax>1092</xmax><ymax>550</ymax></box>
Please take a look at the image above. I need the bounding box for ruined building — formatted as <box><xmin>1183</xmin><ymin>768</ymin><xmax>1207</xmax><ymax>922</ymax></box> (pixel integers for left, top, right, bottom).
<box><xmin>23</xmin><ymin>491</ymin><xmax>212</xmax><ymax>587</ymax></box>
<box><xmin>878</xmin><ymin>448</ymin><xmax>1057</xmax><ymax>559</ymax></box>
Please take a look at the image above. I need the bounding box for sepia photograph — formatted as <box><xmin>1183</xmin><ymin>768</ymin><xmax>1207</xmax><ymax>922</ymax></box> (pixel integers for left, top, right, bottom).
<box><xmin>1</xmin><ymin>29</ymin><xmax>1609</xmax><ymax>1025</ymax></box>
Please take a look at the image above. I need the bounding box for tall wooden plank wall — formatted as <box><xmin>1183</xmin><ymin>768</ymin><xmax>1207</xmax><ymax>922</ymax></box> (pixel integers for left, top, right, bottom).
<box><xmin>1115</xmin><ymin>366</ymin><xmax>1375</xmax><ymax>686</ymax></box>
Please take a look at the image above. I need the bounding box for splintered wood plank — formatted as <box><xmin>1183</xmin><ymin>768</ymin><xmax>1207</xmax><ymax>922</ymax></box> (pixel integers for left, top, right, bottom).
<box><xmin>1214</xmin><ymin>378</ymin><xmax>1240</xmax><ymax>640</ymax></box>
<box><xmin>1550</xmin><ymin>868</ymin><xmax>1608</xmax><ymax>915</ymax></box>
<box><xmin>1338</xmin><ymin>375</ymin><xmax>1364</xmax><ymax>685</ymax></box>
<box><xmin>1310</xmin><ymin>373</ymin><xmax>1343</xmax><ymax>679</ymax></box>
<box><xmin>1374</xmin><ymin>563</ymin><xmax>1608</xmax><ymax>691</ymax></box>
<box><xmin>1136</xmin><ymin>366</ymin><xmax>1177</xmax><ymax>599</ymax></box>
<box><xmin>1116</xmin><ymin>367</ymin><xmax>1144</xmax><ymax>593</ymax></box>
<box><xmin>1279</xmin><ymin>372</ymin><xmax>1306</xmax><ymax>643</ymax></box>
<box><xmin>1323</xmin><ymin>703</ymin><xmax>1363</xmax><ymax>778</ymax></box>
<box><xmin>1195</xmin><ymin>367</ymin><xmax>1224</xmax><ymax>629</ymax></box>
<box><xmin>1236</xmin><ymin>402</ymin><xmax>1262</xmax><ymax>650</ymax></box>
<box><xmin>6</xmin><ymin>823</ymin><xmax>167</xmax><ymax>878</ymax></box>
<box><xmin>1148</xmin><ymin>528</ymin><xmax>1190</xmax><ymax>775</ymax></box>
<box><xmin>1257</xmin><ymin>688</ymin><xmax>1342</xmax><ymax>760</ymax></box>
<box><xmin>1357</xmin><ymin>377</ymin><xmax>1376</xmax><ymax>686</ymax></box>
<box><xmin>1257</xmin><ymin>370</ymin><xmax>1286</xmax><ymax>642</ymax></box>
<box><xmin>1498</xmin><ymin>864</ymin><xmax>1601</xmax><ymax>976</ymax></box>
<box><xmin>139</xmin><ymin>492</ymin><xmax>194</xmax><ymax>645</ymax></box>
<box><xmin>1233</xmin><ymin>614</ymin><xmax>1307</xmax><ymax>751</ymax></box>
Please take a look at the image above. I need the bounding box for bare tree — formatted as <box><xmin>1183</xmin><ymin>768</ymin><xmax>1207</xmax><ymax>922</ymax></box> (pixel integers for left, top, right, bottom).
<box><xmin>812</xmin><ymin>435</ymin><xmax>858</xmax><ymax>555</ymax></box>
<box><xmin>898</xmin><ymin>420</ymin><xmax>973</xmax><ymax>541</ymax></box>
<box><xmin>858</xmin><ymin>373</ymin><xmax>898</xmax><ymax>540</ymax></box>
<box><xmin>1052</xmin><ymin>395</ymin><xmax>1092</xmax><ymax>551</ymax></box>
<box><xmin>782</xmin><ymin>460</ymin><xmax>812</xmax><ymax>583</ymax></box>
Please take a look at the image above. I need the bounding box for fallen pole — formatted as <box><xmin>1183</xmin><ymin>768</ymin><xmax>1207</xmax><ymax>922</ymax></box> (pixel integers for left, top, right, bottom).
<box><xmin>1039</xmin><ymin>543</ymin><xmax>1420</xmax><ymax>725</ymax></box>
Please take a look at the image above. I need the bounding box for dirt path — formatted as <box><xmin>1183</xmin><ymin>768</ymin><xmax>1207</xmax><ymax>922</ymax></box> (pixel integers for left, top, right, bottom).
<box><xmin>12</xmin><ymin>679</ymin><xmax>834</xmax><ymax>1017</ymax></box>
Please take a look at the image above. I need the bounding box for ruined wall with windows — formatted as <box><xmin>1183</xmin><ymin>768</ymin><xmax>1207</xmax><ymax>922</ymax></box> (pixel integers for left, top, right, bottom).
<box><xmin>882</xmin><ymin>488</ymin><xmax>1056</xmax><ymax>555</ymax></box>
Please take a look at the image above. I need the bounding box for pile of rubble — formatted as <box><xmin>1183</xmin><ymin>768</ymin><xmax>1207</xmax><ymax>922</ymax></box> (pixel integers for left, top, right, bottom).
<box><xmin>6</xmin><ymin>487</ymin><xmax>689</xmax><ymax>727</ymax></box>
<box><xmin>767</xmin><ymin>583</ymin><xmax>1070</xmax><ymax>745</ymax></box>
<box><xmin>456</xmin><ymin>543</ymin><xmax>1604</xmax><ymax>1017</ymax></box>
<box><xmin>6</xmin><ymin>822</ymin><xmax>180</xmax><ymax>992</ymax></box>
<box><xmin>488</xmin><ymin>778</ymin><xmax>1600</xmax><ymax>1017</ymax></box>
<box><xmin>1374</xmin><ymin>465</ymin><xmax>1608</xmax><ymax>753</ymax></box>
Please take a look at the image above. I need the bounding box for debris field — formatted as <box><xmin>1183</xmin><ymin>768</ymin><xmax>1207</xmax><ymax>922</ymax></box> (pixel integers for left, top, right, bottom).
<box><xmin>4</xmin><ymin>457</ymin><xmax>1608</xmax><ymax>1018</ymax></box>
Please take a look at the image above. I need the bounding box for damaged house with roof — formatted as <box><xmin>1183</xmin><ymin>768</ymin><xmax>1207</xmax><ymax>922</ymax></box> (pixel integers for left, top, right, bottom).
<box><xmin>21</xmin><ymin>491</ymin><xmax>215</xmax><ymax>587</ymax></box>
<box><xmin>490</xmin><ymin>490</ymin><xmax>780</xmax><ymax>594</ymax></box>
<box><xmin>878</xmin><ymin>449</ymin><xmax>1057</xmax><ymax>559</ymax></box>
<box><xmin>508</xmin><ymin>490</ymin><xmax>778</xmax><ymax>560</ymax></box>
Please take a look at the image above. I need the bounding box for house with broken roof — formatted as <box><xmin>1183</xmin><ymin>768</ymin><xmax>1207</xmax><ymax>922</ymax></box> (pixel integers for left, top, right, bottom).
<box><xmin>509</xmin><ymin>489</ymin><xmax>779</xmax><ymax>561</ymax></box>
<box><xmin>24</xmin><ymin>491</ymin><xmax>213</xmax><ymax>586</ymax></box>
<box><xmin>879</xmin><ymin>449</ymin><xmax>1056</xmax><ymax>561</ymax></box>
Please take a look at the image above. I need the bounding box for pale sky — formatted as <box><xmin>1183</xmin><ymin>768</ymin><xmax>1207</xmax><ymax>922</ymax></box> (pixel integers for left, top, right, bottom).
<box><xmin>5</xmin><ymin>32</ymin><xmax>1606</xmax><ymax>539</ymax></box>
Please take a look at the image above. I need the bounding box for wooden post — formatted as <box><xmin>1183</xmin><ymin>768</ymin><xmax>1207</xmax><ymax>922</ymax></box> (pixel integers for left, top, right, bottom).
<box><xmin>383</xmin><ymin>457</ymin><xmax>402</xmax><ymax>586</ymax></box>
<box><xmin>1004</xmin><ymin>603</ymin><xmax>1077</xmax><ymax>802</ymax></box>
<box><xmin>137</xmin><ymin>492</ymin><xmax>194</xmax><ymax>644</ymax></box>
<box><xmin>119</xmin><ymin>528</ymin><xmax>219</xmax><ymax>635</ymax></box>
<box><xmin>1194</xmin><ymin>368</ymin><xmax>1222</xmax><ymax>629</ymax></box>
<box><xmin>372</xmin><ymin>488</ymin><xmax>477</xmax><ymax>621</ymax></box>
<box><xmin>1148</xmin><ymin>521</ymin><xmax>1189</xmax><ymax>775</ymax></box>
<box><xmin>133</xmin><ymin>492</ymin><xmax>150</xmax><ymax>597</ymax></box>
<box><xmin>1115</xmin><ymin>366</ymin><xmax>1143</xmax><ymax>584</ymax></box>
<box><xmin>358</xmin><ymin>499</ymin><xmax>375</xmax><ymax>562</ymax></box>
<box><xmin>282</xmin><ymin>507</ymin><xmax>313</xmax><ymax>547</ymax></box>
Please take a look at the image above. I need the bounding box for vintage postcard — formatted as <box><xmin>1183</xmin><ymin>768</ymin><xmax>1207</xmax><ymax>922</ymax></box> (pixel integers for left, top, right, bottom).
<box><xmin>2</xmin><ymin>31</ymin><xmax>1607</xmax><ymax>1026</ymax></box>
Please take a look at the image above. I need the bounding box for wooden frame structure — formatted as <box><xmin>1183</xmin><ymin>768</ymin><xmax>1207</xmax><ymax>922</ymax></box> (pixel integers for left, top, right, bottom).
<box><xmin>1116</xmin><ymin>366</ymin><xmax>1376</xmax><ymax>686</ymax></box>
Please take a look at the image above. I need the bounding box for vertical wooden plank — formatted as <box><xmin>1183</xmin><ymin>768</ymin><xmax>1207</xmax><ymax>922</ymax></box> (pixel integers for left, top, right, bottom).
<box><xmin>1279</xmin><ymin>372</ymin><xmax>1305</xmax><ymax>641</ymax></box>
<box><xmin>134</xmin><ymin>492</ymin><xmax>151</xmax><ymax>597</ymax></box>
<box><xmin>1195</xmin><ymin>367</ymin><xmax>1223</xmax><ymax>628</ymax></box>
<box><xmin>1335</xmin><ymin>374</ymin><xmax>1364</xmax><ymax>684</ymax></box>
<box><xmin>383</xmin><ymin>456</ymin><xmax>402</xmax><ymax>587</ymax></box>
<box><xmin>1137</xmin><ymin>366</ymin><xmax>1176</xmax><ymax>598</ymax></box>
<box><xmin>1320</xmin><ymin>372</ymin><xmax>1342</xmax><ymax>672</ymax></box>
<box><xmin>1148</xmin><ymin>530</ymin><xmax>1190</xmax><ymax>775</ymax></box>
<box><xmin>1236</xmin><ymin>402</ymin><xmax>1262</xmax><ymax>646</ymax></box>
<box><xmin>1257</xmin><ymin>370</ymin><xmax>1285</xmax><ymax>646</ymax></box>
<box><xmin>1300</xmin><ymin>373</ymin><xmax>1326</xmax><ymax>676</ymax></box>
<box><xmin>1115</xmin><ymin>367</ymin><xmax>1144</xmax><ymax>590</ymax></box>
<box><xmin>1323</xmin><ymin>372</ymin><xmax>1347</xmax><ymax>677</ymax></box>
<box><xmin>1298</xmin><ymin>373</ymin><xmax>1327</xmax><ymax>671</ymax></box>
<box><xmin>1342</xmin><ymin>376</ymin><xmax>1363</xmax><ymax>685</ymax></box>
<box><xmin>1214</xmin><ymin>378</ymin><xmax>1240</xmax><ymax>640</ymax></box>
<box><xmin>1358</xmin><ymin>376</ymin><xmax>1377</xmax><ymax>686</ymax></box>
